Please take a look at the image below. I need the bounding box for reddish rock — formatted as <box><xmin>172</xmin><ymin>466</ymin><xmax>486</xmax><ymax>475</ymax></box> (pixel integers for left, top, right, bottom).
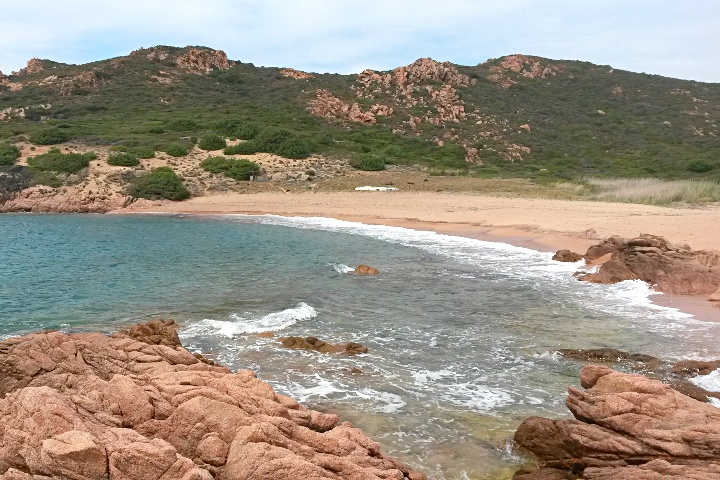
<box><xmin>671</xmin><ymin>359</ymin><xmax>720</xmax><ymax>376</ymax></box>
<box><xmin>552</xmin><ymin>250</ymin><xmax>583</xmax><ymax>262</ymax></box>
<box><xmin>176</xmin><ymin>48</ymin><xmax>230</xmax><ymax>74</ymax></box>
<box><xmin>0</xmin><ymin>322</ymin><xmax>421</xmax><ymax>479</ymax></box>
<box><xmin>514</xmin><ymin>365</ymin><xmax>720</xmax><ymax>479</ymax></box>
<box><xmin>354</xmin><ymin>264</ymin><xmax>380</xmax><ymax>275</ymax></box>
<box><xmin>0</xmin><ymin>186</ymin><xmax>133</xmax><ymax>213</ymax></box>
<box><xmin>22</xmin><ymin>58</ymin><xmax>45</xmax><ymax>75</ymax></box>
<box><xmin>709</xmin><ymin>287</ymin><xmax>720</xmax><ymax>301</ymax></box>
<box><xmin>279</xmin><ymin>68</ymin><xmax>314</xmax><ymax>80</ymax></box>
<box><xmin>279</xmin><ymin>336</ymin><xmax>368</xmax><ymax>355</ymax></box>
<box><xmin>576</xmin><ymin>234</ymin><xmax>720</xmax><ymax>295</ymax></box>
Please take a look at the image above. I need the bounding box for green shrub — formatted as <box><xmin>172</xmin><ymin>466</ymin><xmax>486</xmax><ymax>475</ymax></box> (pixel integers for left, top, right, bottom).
<box><xmin>223</xmin><ymin>142</ymin><xmax>257</xmax><ymax>155</ymax></box>
<box><xmin>30</xmin><ymin>128</ymin><xmax>72</xmax><ymax>145</ymax></box>
<box><xmin>198</xmin><ymin>135</ymin><xmax>227</xmax><ymax>151</ymax></box>
<box><xmin>126</xmin><ymin>166</ymin><xmax>190</xmax><ymax>200</ymax></box>
<box><xmin>687</xmin><ymin>161</ymin><xmax>715</xmax><ymax>173</ymax></box>
<box><xmin>277</xmin><ymin>138</ymin><xmax>312</xmax><ymax>159</ymax></box>
<box><xmin>109</xmin><ymin>145</ymin><xmax>128</xmax><ymax>152</ymax></box>
<box><xmin>215</xmin><ymin>119</ymin><xmax>241</xmax><ymax>137</ymax></box>
<box><xmin>350</xmin><ymin>154</ymin><xmax>386</xmax><ymax>171</ymax></box>
<box><xmin>200</xmin><ymin>156</ymin><xmax>260</xmax><ymax>181</ymax></box>
<box><xmin>127</xmin><ymin>146</ymin><xmax>156</xmax><ymax>159</ymax></box>
<box><xmin>163</xmin><ymin>144</ymin><xmax>189</xmax><ymax>157</ymax></box>
<box><xmin>148</xmin><ymin>126</ymin><xmax>165</xmax><ymax>134</ymax></box>
<box><xmin>32</xmin><ymin>170</ymin><xmax>62</xmax><ymax>188</ymax></box>
<box><xmin>235</xmin><ymin>123</ymin><xmax>260</xmax><ymax>140</ymax></box>
<box><xmin>0</xmin><ymin>143</ymin><xmax>21</xmax><ymax>166</ymax></box>
<box><xmin>254</xmin><ymin>129</ymin><xmax>294</xmax><ymax>153</ymax></box>
<box><xmin>107</xmin><ymin>152</ymin><xmax>140</xmax><ymax>167</ymax></box>
<box><xmin>27</xmin><ymin>148</ymin><xmax>95</xmax><ymax>173</ymax></box>
<box><xmin>167</xmin><ymin>119</ymin><xmax>200</xmax><ymax>131</ymax></box>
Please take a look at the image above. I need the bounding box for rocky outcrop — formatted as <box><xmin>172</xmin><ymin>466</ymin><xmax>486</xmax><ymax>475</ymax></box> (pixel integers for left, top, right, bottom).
<box><xmin>576</xmin><ymin>234</ymin><xmax>720</xmax><ymax>295</ymax></box>
<box><xmin>176</xmin><ymin>48</ymin><xmax>230</xmax><ymax>74</ymax></box>
<box><xmin>354</xmin><ymin>264</ymin><xmax>380</xmax><ymax>275</ymax></box>
<box><xmin>486</xmin><ymin>55</ymin><xmax>563</xmax><ymax>89</ymax></box>
<box><xmin>278</xmin><ymin>336</ymin><xmax>368</xmax><ymax>355</ymax></box>
<box><xmin>0</xmin><ymin>186</ymin><xmax>134</xmax><ymax>213</ymax></box>
<box><xmin>514</xmin><ymin>365</ymin><xmax>720</xmax><ymax>479</ymax></box>
<box><xmin>552</xmin><ymin>250</ymin><xmax>583</xmax><ymax>262</ymax></box>
<box><xmin>0</xmin><ymin>321</ymin><xmax>425</xmax><ymax>479</ymax></box>
<box><xmin>357</xmin><ymin>58</ymin><xmax>471</xmax><ymax>89</ymax></box>
<box><xmin>279</xmin><ymin>68</ymin><xmax>314</xmax><ymax>79</ymax></box>
<box><xmin>309</xmin><ymin>89</ymin><xmax>392</xmax><ymax>125</ymax></box>
<box><xmin>21</xmin><ymin>58</ymin><xmax>45</xmax><ymax>75</ymax></box>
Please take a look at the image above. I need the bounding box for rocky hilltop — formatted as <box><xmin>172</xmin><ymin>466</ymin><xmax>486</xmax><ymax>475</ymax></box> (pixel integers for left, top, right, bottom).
<box><xmin>0</xmin><ymin>320</ymin><xmax>425</xmax><ymax>479</ymax></box>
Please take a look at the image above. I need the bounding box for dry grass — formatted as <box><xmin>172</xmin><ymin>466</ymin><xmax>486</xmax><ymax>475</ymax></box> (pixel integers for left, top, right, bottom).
<box><xmin>583</xmin><ymin>177</ymin><xmax>720</xmax><ymax>205</ymax></box>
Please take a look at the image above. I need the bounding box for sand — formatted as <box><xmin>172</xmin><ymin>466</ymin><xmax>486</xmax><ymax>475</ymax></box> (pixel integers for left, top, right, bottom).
<box><xmin>121</xmin><ymin>191</ymin><xmax>720</xmax><ymax>321</ymax></box>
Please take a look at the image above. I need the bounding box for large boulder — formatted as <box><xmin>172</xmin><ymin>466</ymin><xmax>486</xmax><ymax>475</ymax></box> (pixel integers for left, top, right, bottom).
<box><xmin>0</xmin><ymin>321</ymin><xmax>423</xmax><ymax>479</ymax></box>
<box><xmin>576</xmin><ymin>234</ymin><xmax>720</xmax><ymax>294</ymax></box>
<box><xmin>279</xmin><ymin>336</ymin><xmax>368</xmax><ymax>355</ymax></box>
<box><xmin>514</xmin><ymin>365</ymin><xmax>720</xmax><ymax>479</ymax></box>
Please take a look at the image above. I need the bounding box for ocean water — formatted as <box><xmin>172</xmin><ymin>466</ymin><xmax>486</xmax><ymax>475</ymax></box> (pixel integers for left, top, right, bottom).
<box><xmin>2</xmin><ymin>213</ymin><xmax>720</xmax><ymax>479</ymax></box>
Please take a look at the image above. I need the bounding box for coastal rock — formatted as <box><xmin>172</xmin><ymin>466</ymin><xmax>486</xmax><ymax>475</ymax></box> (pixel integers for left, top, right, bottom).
<box><xmin>576</xmin><ymin>234</ymin><xmax>720</xmax><ymax>294</ymax></box>
<box><xmin>0</xmin><ymin>186</ymin><xmax>133</xmax><ymax>213</ymax></box>
<box><xmin>176</xmin><ymin>48</ymin><xmax>230</xmax><ymax>74</ymax></box>
<box><xmin>0</xmin><ymin>321</ymin><xmax>422</xmax><ymax>479</ymax></box>
<box><xmin>514</xmin><ymin>365</ymin><xmax>720</xmax><ymax>479</ymax></box>
<box><xmin>279</xmin><ymin>336</ymin><xmax>368</xmax><ymax>355</ymax></box>
<box><xmin>354</xmin><ymin>264</ymin><xmax>380</xmax><ymax>275</ymax></box>
<box><xmin>709</xmin><ymin>287</ymin><xmax>720</xmax><ymax>301</ymax></box>
<box><xmin>558</xmin><ymin>348</ymin><xmax>658</xmax><ymax>364</ymax></box>
<box><xmin>552</xmin><ymin>250</ymin><xmax>583</xmax><ymax>262</ymax></box>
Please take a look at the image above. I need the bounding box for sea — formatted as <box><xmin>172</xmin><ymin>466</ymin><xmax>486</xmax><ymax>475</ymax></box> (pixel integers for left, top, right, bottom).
<box><xmin>2</xmin><ymin>213</ymin><xmax>720</xmax><ymax>479</ymax></box>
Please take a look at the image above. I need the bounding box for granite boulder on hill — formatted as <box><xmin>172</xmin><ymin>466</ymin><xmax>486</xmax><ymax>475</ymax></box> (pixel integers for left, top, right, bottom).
<box><xmin>0</xmin><ymin>319</ymin><xmax>426</xmax><ymax>480</ymax></box>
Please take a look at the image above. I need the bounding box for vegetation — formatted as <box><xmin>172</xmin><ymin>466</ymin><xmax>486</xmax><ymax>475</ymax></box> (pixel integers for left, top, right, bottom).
<box><xmin>163</xmin><ymin>144</ymin><xmax>189</xmax><ymax>157</ymax></box>
<box><xmin>223</xmin><ymin>142</ymin><xmax>257</xmax><ymax>155</ymax></box>
<box><xmin>128</xmin><ymin>146</ymin><xmax>155</xmax><ymax>158</ymax></box>
<box><xmin>27</xmin><ymin>148</ymin><xmax>96</xmax><ymax>173</ymax></box>
<box><xmin>200</xmin><ymin>156</ymin><xmax>260</xmax><ymax>180</ymax></box>
<box><xmin>126</xmin><ymin>166</ymin><xmax>190</xmax><ymax>200</ymax></box>
<box><xmin>30</xmin><ymin>128</ymin><xmax>72</xmax><ymax>145</ymax></box>
<box><xmin>107</xmin><ymin>152</ymin><xmax>140</xmax><ymax>167</ymax></box>
<box><xmin>350</xmin><ymin>154</ymin><xmax>386</xmax><ymax>171</ymax></box>
<box><xmin>583</xmin><ymin>178</ymin><xmax>720</xmax><ymax>205</ymax></box>
<box><xmin>198</xmin><ymin>135</ymin><xmax>227</xmax><ymax>151</ymax></box>
<box><xmin>0</xmin><ymin>143</ymin><xmax>21</xmax><ymax>166</ymax></box>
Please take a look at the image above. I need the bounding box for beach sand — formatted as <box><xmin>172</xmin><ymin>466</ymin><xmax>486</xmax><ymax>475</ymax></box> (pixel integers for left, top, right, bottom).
<box><xmin>122</xmin><ymin>191</ymin><xmax>720</xmax><ymax>320</ymax></box>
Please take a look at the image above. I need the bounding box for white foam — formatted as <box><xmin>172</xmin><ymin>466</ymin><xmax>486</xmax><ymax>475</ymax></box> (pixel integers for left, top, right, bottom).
<box><xmin>689</xmin><ymin>370</ymin><xmax>720</xmax><ymax>392</ymax></box>
<box><xmin>355</xmin><ymin>388</ymin><xmax>407</xmax><ymax>413</ymax></box>
<box><xmin>331</xmin><ymin>263</ymin><xmax>355</xmax><ymax>274</ymax></box>
<box><xmin>181</xmin><ymin>302</ymin><xmax>317</xmax><ymax>338</ymax></box>
<box><xmin>284</xmin><ymin>376</ymin><xmax>344</xmax><ymax>402</ymax></box>
<box><xmin>412</xmin><ymin>369</ymin><xmax>455</xmax><ymax>384</ymax></box>
<box><xmin>443</xmin><ymin>383</ymin><xmax>514</xmax><ymax>412</ymax></box>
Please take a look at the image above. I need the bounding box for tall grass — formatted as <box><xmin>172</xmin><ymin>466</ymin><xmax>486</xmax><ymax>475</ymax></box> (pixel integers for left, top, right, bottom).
<box><xmin>584</xmin><ymin>178</ymin><xmax>720</xmax><ymax>205</ymax></box>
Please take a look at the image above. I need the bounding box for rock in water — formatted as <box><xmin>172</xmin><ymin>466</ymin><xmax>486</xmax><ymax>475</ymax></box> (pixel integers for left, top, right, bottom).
<box><xmin>513</xmin><ymin>365</ymin><xmax>720</xmax><ymax>479</ymax></box>
<box><xmin>279</xmin><ymin>336</ymin><xmax>368</xmax><ymax>355</ymax></box>
<box><xmin>0</xmin><ymin>321</ymin><xmax>423</xmax><ymax>479</ymax></box>
<box><xmin>354</xmin><ymin>264</ymin><xmax>380</xmax><ymax>275</ymax></box>
<box><xmin>552</xmin><ymin>250</ymin><xmax>583</xmax><ymax>262</ymax></box>
<box><xmin>576</xmin><ymin>234</ymin><xmax>720</xmax><ymax>294</ymax></box>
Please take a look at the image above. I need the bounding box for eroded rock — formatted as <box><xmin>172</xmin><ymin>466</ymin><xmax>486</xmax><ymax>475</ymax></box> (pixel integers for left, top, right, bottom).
<box><xmin>552</xmin><ymin>250</ymin><xmax>583</xmax><ymax>262</ymax></box>
<box><xmin>0</xmin><ymin>322</ymin><xmax>421</xmax><ymax>479</ymax></box>
<box><xmin>279</xmin><ymin>336</ymin><xmax>368</xmax><ymax>355</ymax></box>
<box><xmin>354</xmin><ymin>264</ymin><xmax>380</xmax><ymax>275</ymax></box>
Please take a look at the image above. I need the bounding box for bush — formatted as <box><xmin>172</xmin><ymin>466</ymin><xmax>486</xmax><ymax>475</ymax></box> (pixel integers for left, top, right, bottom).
<box><xmin>198</xmin><ymin>135</ymin><xmax>227</xmax><ymax>151</ymax></box>
<box><xmin>109</xmin><ymin>145</ymin><xmax>128</xmax><ymax>152</ymax></box>
<box><xmin>276</xmin><ymin>138</ymin><xmax>312</xmax><ymax>159</ymax></box>
<box><xmin>687</xmin><ymin>161</ymin><xmax>715</xmax><ymax>173</ymax></box>
<box><xmin>0</xmin><ymin>143</ymin><xmax>21</xmax><ymax>166</ymax></box>
<box><xmin>223</xmin><ymin>142</ymin><xmax>257</xmax><ymax>155</ymax></box>
<box><xmin>107</xmin><ymin>152</ymin><xmax>140</xmax><ymax>167</ymax></box>
<box><xmin>127</xmin><ymin>146</ymin><xmax>156</xmax><ymax>159</ymax></box>
<box><xmin>32</xmin><ymin>170</ymin><xmax>62</xmax><ymax>188</ymax></box>
<box><xmin>163</xmin><ymin>144</ymin><xmax>189</xmax><ymax>157</ymax></box>
<box><xmin>200</xmin><ymin>156</ymin><xmax>260</xmax><ymax>181</ymax></box>
<box><xmin>126</xmin><ymin>166</ymin><xmax>190</xmax><ymax>200</ymax></box>
<box><xmin>350</xmin><ymin>154</ymin><xmax>386</xmax><ymax>171</ymax></box>
<box><xmin>167</xmin><ymin>119</ymin><xmax>200</xmax><ymax>132</ymax></box>
<box><xmin>27</xmin><ymin>148</ymin><xmax>95</xmax><ymax>173</ymax></box>
<box><xmin>235</xmin><ymin>123</ymin><xmax>260</xmax><ymax>140</ymax></box>
<box><xmin>254</xmin><ymin>128</ymin><xmax>294</xmax><ymax>153</ymax></box>
<box><xmin>30</xmin><ymin>128</ymin><xmax>72</xmax><ymax>145</ymax></box>
<box><xmin>148</xmin><ymin>126</ymin><xmax>165</xmax><ymax>134</ymax></box>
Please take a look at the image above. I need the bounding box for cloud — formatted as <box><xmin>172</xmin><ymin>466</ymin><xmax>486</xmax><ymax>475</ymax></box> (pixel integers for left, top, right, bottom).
<box><xmin>1</xmin><ymin>0</ymin><xmax>717</xmax><ymax>82</ymax></box>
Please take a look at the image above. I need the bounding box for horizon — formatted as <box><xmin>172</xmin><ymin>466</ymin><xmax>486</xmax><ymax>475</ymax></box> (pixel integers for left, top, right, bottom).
<box><xmin>1</xmin><ymin>1</ymin><xmax>718</xmax><ymax>83</ymax></box>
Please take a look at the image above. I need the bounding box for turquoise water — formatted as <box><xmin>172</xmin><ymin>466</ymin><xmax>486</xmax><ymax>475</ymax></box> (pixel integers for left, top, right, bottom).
<box><xmin>2</xmin><ymin>213</ymin><xmax>720</xmax><ymax>479</ymax></box>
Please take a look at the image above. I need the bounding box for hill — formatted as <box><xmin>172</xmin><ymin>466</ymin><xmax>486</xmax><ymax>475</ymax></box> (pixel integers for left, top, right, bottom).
<box><xmin>0</xmin><ymin>45</ymin><xmax>718</xmax><ymax>207</ymax></box>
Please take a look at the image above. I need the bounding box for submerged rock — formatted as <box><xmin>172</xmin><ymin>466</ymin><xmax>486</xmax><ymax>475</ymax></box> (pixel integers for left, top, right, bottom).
<box><xmin>279</xmin><ymin>336</ymin><xmax>368</xmax><ymax>355</ymax></box>
<box><xmin>354</xmin><ymin>264</ymin><xmax>380</xmax><ymax>275</ymax></box>
<box><xmin>0</xmin><ymin>321</ymin><xmax>421</xmax><ymax>479</ymax></box>
<box><xmin>575</xmin><ymin>234</ymin><xmax>720</xmax><ymax>295</ymax></box>
<box><xmin>514</xmin><ymin>365</ymin><xmax>720</xmax><ymax>479</ymax></box>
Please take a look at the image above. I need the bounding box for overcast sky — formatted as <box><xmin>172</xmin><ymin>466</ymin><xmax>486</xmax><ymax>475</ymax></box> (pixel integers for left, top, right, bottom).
<box><xmin>1</xmin><ymin>1</ymin><xmax>718</xmax><ymax>82</ymax></box>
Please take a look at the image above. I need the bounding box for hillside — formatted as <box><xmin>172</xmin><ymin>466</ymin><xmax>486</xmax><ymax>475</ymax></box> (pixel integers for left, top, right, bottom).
<box><xmin>0</xmin><ymin>45</ymin><xmax>718</xmax><ymax>207</ymax></box>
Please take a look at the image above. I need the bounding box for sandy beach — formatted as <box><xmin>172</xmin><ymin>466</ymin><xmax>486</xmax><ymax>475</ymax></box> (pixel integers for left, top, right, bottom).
<box><xmin>122</xmin><ymin>191</ymin><xmax>720</xmax><ymax>320</ymax></box>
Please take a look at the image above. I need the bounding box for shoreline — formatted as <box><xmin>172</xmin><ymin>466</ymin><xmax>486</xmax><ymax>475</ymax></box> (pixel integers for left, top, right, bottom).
<box><xmin>116</xmin><ymin>191</ymin><xmax>720</xmax><ymax>322</ymax></box>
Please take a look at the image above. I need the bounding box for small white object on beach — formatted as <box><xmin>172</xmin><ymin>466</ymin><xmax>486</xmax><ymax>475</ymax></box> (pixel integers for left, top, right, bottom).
<box><xmin>354</xmin><ymin>186</ymin><xmax>399</xmax><ymax>191</ymax></box>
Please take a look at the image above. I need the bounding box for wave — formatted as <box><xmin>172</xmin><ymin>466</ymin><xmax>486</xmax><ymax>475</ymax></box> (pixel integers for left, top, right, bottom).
<box><xmin>331</xmin><ymin>263</ymin><xmax>355</xmax><ymax>274</ymax></box>
<box><xmin>181</xmin><ymin>302</ymin><xmax>317</xmax><ymax>338</ymax></box>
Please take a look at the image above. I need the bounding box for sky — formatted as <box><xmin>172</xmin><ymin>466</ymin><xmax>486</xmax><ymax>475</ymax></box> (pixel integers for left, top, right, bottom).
<box><xmin>1</xmin><ymin>0</ymin><xmax>718</xmax><ymax>82</ymax></box>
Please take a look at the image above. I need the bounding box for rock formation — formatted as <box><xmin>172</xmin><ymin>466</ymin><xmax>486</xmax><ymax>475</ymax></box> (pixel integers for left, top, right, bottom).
<box><xmin>552</xmin><ymin>250</ymin><xmax>583</xmax><ymax>262</ymax></box>
<box><xmin>486</xmin><ymin>55</ymin><xmax>563</xmax><ymax>89</ymax></box>
<box><xmin>279</xmin><ymin>68</ymin><xmax>314</xmax><ymax>80</ymax></box>
<box><xmin>309</xmin><ymin>89</ymin><xmax>392</xmax><ymax>125</ymax></box>
<box><xmin>0</xmin><ymin>320</ymin><xmax>425</xmax><ymax>479</ymax></box>
<box><xmin>354</xmin><ymin>265</ymin><xmax>380</xmax><ymax>275</ymax></box>
<box><xmin>278</xmin><ymin>336</ymin><xmax>368</xmax><ymax>355</ymax></box>
<box><xmin>576</xmin><ymin>234</ymin><xmax>720</xmax><ymax>295</ymax></box>
<box><xmin>0</xmin><ymin>186</ymin><xmax>134</xmax><ymax>213</ymax></box>
<box><xmin>176</xmin><ymin>48</ymin><xmax>230</xmax><ymax>74</ymax></box>
<box><xmin>514</xmin><ymin>365</ymin><xmax>720</xmax><ymax>479</ymax></box>
<box><xmin>21</xmin><ymin>58</ymin><xmax>45</xmax><ymax>75</ymax></box>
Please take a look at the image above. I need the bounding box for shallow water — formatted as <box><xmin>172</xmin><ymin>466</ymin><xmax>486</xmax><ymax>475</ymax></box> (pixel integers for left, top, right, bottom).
<box><xmin>2</xmin><ymin>213</ymin><xmax>719</xmax><ymax>479</ymax></box>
